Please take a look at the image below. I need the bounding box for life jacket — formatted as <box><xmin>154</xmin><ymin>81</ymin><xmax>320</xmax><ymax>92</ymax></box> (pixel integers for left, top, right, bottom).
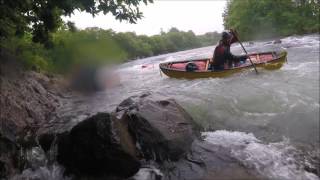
<box><xmin>212</xmin><ymin>35</ymin><xmax>238</xmax><ymax>66</ymax></box>
<box><xmin>213</xmin><ymin>42</ymin><xmax>229</xmax><ymax>66</ymax></box>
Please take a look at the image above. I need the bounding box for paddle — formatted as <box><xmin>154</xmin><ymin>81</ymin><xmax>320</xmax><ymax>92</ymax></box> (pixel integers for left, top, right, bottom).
<box><xmin>231</xmin><ymin>30</ymin><xmax>259</xmax><ymax>74</ymax></box>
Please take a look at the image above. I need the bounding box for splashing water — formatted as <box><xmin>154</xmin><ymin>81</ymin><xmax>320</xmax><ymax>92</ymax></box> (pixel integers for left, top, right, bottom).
<box><xmin>203</xmin><ymin>130</ymin><xmax>319</xmax><ymax>180</ymax></box>
<box><xmin>11</xmin><ymin>164</ymin><xmax>70</xmax><ymax>180</ymax></box>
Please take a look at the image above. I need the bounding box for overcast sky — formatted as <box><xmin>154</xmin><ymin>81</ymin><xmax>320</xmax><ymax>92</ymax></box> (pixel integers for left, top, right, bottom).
<box><xmin>63</xmin><ymin>0</ymin><xmax>227</xmax><ymax>36</ymax></box>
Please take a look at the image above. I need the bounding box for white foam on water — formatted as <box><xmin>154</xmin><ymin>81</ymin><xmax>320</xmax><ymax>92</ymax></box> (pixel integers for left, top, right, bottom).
<box><xmin>242</xmin><ymin>111</ymin><xmax>278</xmax><ymax>117</ymax></box>
<box><xmin>282</xmin><ymin>62</ymin><xmax>319</xmax><ymax>75</ymax></box>
<box><xmin>11</xmin><ymin>164</ymin><xmax>70</xmax><ymax>180</ymax></box>
<box><xmin>281</xmin><ymin>35</ymin><xmax>320</xmax><ymax>48</ymax></box>
<box><xmin>131</xmin><ymin>166</ymin><xmax>163</xmax><ymax>180</ymax></box>
<box><xmin>203</xmin><ymin>130</ymin><xmax>319</xmax><ymax>180</ymax></box>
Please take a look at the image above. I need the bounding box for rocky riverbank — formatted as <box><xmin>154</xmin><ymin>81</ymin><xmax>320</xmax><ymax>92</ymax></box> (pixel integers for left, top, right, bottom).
<box><xmin>0</xmin><ymin>54</ymin><xmax>257</xmax><ymax>179</ymax></box>
<box><xmin>0</xmin><ymin>51</ymin><xmax>72</xmax><ymax>178</ymax></box>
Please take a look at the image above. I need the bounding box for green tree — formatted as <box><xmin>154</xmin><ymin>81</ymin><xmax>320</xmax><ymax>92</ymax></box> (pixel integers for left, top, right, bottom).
<box><xmin>0</xmin><ymin>0</ymin><xmax>153</xmax><ymax>46</ymax></box>
<box><xmin>149</xmin><ymin>35</ymin><xmax>168</xmax><ymax>54</ymax></box>
<box><xmin>197</xmin><ymin>31</ymin><xmax>221</xmax><ymax>46</ymax></box>
<box><xmin>223</xmin><ymin>0</ymin><xmax>319</xmax><ymax>40</ymax></box>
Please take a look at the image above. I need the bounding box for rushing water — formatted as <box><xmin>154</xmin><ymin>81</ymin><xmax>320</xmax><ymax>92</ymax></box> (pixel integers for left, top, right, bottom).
<box><xmin>14</xmin><ymin>34</ymin><xmax>319</xmax><ymax>180</ymax></box>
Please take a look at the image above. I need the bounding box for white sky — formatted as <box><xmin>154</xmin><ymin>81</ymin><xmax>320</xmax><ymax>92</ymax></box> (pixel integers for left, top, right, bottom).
<box><xmin>63</xmin><ymin>0</ymin><xmax>227</xmax><ymax>36</ymax></box>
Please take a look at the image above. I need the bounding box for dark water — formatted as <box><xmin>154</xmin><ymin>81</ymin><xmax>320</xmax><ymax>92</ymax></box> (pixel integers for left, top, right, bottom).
<box><xmin>13</xmin><ymin>34</ymin><xmax>319</xmax><ymax>180</ymax></box>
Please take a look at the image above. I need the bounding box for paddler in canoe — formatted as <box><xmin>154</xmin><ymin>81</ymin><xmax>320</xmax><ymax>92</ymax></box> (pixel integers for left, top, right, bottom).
<box><xmin>209</xmin><ymin>29</ymin><xmax>248</xmax><ymax>71</ymax></box>
<box><xmin>159</xmin><ymin>29</ymin><xmax>287</xmax><ymax>79</ymax></box>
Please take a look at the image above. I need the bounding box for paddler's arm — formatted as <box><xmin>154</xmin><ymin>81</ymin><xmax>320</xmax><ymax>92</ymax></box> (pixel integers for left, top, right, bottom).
<box><xmin>228</xmin><ymin>29</ymin><xmax>239</xmax><ymax>45</ymax></box>
<box><xmin>229</xmin><ymin>29</ymin><xmax>249</xmax><ymax>62</ymax></box>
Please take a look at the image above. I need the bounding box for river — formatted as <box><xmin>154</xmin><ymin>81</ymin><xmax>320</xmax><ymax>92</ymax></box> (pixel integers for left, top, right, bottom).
<box><xmin>14</xmin><ymin>34</ymin><xmax>319</xmax><ymax>180</ymax></box>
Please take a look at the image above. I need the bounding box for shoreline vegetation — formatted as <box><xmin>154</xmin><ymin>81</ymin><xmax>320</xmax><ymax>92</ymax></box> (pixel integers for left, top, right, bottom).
<box><xmin>0</xmin><ymin>27</ymin><xmax>221</xmax><ymax>74</ymax></box>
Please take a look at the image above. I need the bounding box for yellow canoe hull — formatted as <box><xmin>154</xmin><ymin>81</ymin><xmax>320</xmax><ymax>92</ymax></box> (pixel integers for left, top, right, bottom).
<box><xmin>159</xmin><ymin>51</ymin><xmax>287</xmax><ymax>79</ymax></box>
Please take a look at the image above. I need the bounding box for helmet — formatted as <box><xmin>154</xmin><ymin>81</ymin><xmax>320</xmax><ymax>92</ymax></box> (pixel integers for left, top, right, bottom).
<box><xmin>222</xmin><ymin>31</ymin><xmax>231</xmax><ymax>40</ymax></box>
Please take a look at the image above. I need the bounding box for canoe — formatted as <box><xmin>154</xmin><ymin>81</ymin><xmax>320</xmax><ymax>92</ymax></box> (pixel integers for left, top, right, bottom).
<box><xmin>159</xmin><ymin>51</ymin><xmax>287</xmax><ymax>79</ymax></box>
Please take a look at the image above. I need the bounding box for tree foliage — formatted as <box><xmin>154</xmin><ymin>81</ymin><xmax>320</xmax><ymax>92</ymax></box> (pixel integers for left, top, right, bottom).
<box><xmin>223</xmin><ymin>0</ymin><xmax>320</xmax><ymax>40</ymax></box>
<box><xmin>0</xmin><ymin>0</ymin><xmax>153</xmax><ymax>46</ymax></box>
<box><xmin>197</xmin><ymin>31</ymin><xmax>221</xmax><ymax>47</ymax></box>
<box><xmin>113</xmin><ymin>27</ymin><xmax>220</xmax><ymax>59</ymax></box>
<box><xmin>1</xmin><ymin>27</ymin><xmax>221</xmax><ymax>73</ymax></box>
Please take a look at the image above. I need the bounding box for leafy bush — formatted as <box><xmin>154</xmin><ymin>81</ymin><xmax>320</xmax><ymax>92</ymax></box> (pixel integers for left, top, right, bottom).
<box><xmin>0</xmin><ymin>36</ymin><xmax>50</xmax><ymax>72</ymax></box>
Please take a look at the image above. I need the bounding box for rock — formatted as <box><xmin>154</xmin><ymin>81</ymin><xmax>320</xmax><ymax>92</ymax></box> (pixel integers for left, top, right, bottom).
<box><xmin>273</xmin><ymin>39</ymin><xmax>282</xmax><ymax>44</ymax></box>
<box><xmin>0</xmin><ymin>54</ymin><xmax>66</xmax><ymax>179</ymax></box>
<box><xmin>128</xmin><ymin>140</ymin><xmax>259</xmax><ymax>180</ymax></box>
<box><xmin>38</xmin><ymin>133</ymin><xmax>56</xmax><ymax>153</ymax></box>
<box><xmin>0</xmin><ymin>65</ymin><xmax>61</xmax><ymax>148</ymax></box>
<box><xmin>115</xmin><ymin>93</ymin><xmax>200</xmax><ymax>162</ymax></box>
<box><xmin>56</xmin><ymin>113</ymin><xmax>140</xmax><ymax>178</ymax></box>
<box><xmin>0</xmin><ymin>134</ymin><xmax>20</xmax><ymax>178</ymax></box>
<box><xmin>160</xmin><ymin>140</ymin><xmax>260</xmax><ymax>180</ymax></box>
<box><xmin>0</xmin><ymin>161</ymin><xmax>6</xmax><ymax>179</ymax></box>
<box><xmin>39</xmin><ymin>92</ymin><xmax>200</xmax><ymax>178</ymax></box>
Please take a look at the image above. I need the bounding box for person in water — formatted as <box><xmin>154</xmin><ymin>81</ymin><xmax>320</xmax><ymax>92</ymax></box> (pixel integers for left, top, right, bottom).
<box><xmin>210</xmin><ymin>30</ymin><xmax>247</xmax><ymax>71</ymax></box>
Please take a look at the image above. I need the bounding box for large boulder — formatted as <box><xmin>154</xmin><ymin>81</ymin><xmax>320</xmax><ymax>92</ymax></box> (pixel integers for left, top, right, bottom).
<box><xmin>56</xmin><ymin>112</ymin><xmax>140</xmax><ymax>178</ymax></box>
<box><xmin>114</xmin><ymin>93</ymin><xmax>200</xmax><ymax>162</ymax></box>
<box><xmin>38</xmin><ymin>92</ymin><xmax>200</xmax><ymax>178</ymax></box>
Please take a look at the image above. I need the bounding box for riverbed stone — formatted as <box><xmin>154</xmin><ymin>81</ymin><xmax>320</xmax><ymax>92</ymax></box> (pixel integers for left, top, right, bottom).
<box><xmin>56</xmin><ymin>112</ymin><xmax>140</xmax><ymax>178</ymax></box>
<box><xmin>115</xmin><ymin>92</ymin><xmax>200</xmax><ymax>162</ymax></box>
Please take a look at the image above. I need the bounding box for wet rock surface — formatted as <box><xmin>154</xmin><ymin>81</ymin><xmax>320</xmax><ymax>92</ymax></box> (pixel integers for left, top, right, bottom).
<box><xmin>56</xmin><ymin>113</ymin><xmax>140</xmax><ymax>178</ymax></box>
<box><xmin>0</xmin><ymin>54</ymin><xmax>69</xmax><ymax>178</ymax></box>
<box><xmin>0</xmin><ymin>135</ymin><xmax>20</xmax><ymax>179</ymax></box>
<box><xmin>161</xmin><ymin>140</ymin><xmax>259</xmax><ymax>180</ymax></box>
<box><xmin>115</xmin><ymin>93</ymin><xmax>201</xmax><ymax>162</ymax></box>
<box><xmin>0</xmin><ymin>59</ymin><xmax>65</xmax><ymax>145</ymax></box>
<box><xmin>130</xmin><ymin>140</ymin><xmax>259</xmax><ymax>180</ymax></box>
